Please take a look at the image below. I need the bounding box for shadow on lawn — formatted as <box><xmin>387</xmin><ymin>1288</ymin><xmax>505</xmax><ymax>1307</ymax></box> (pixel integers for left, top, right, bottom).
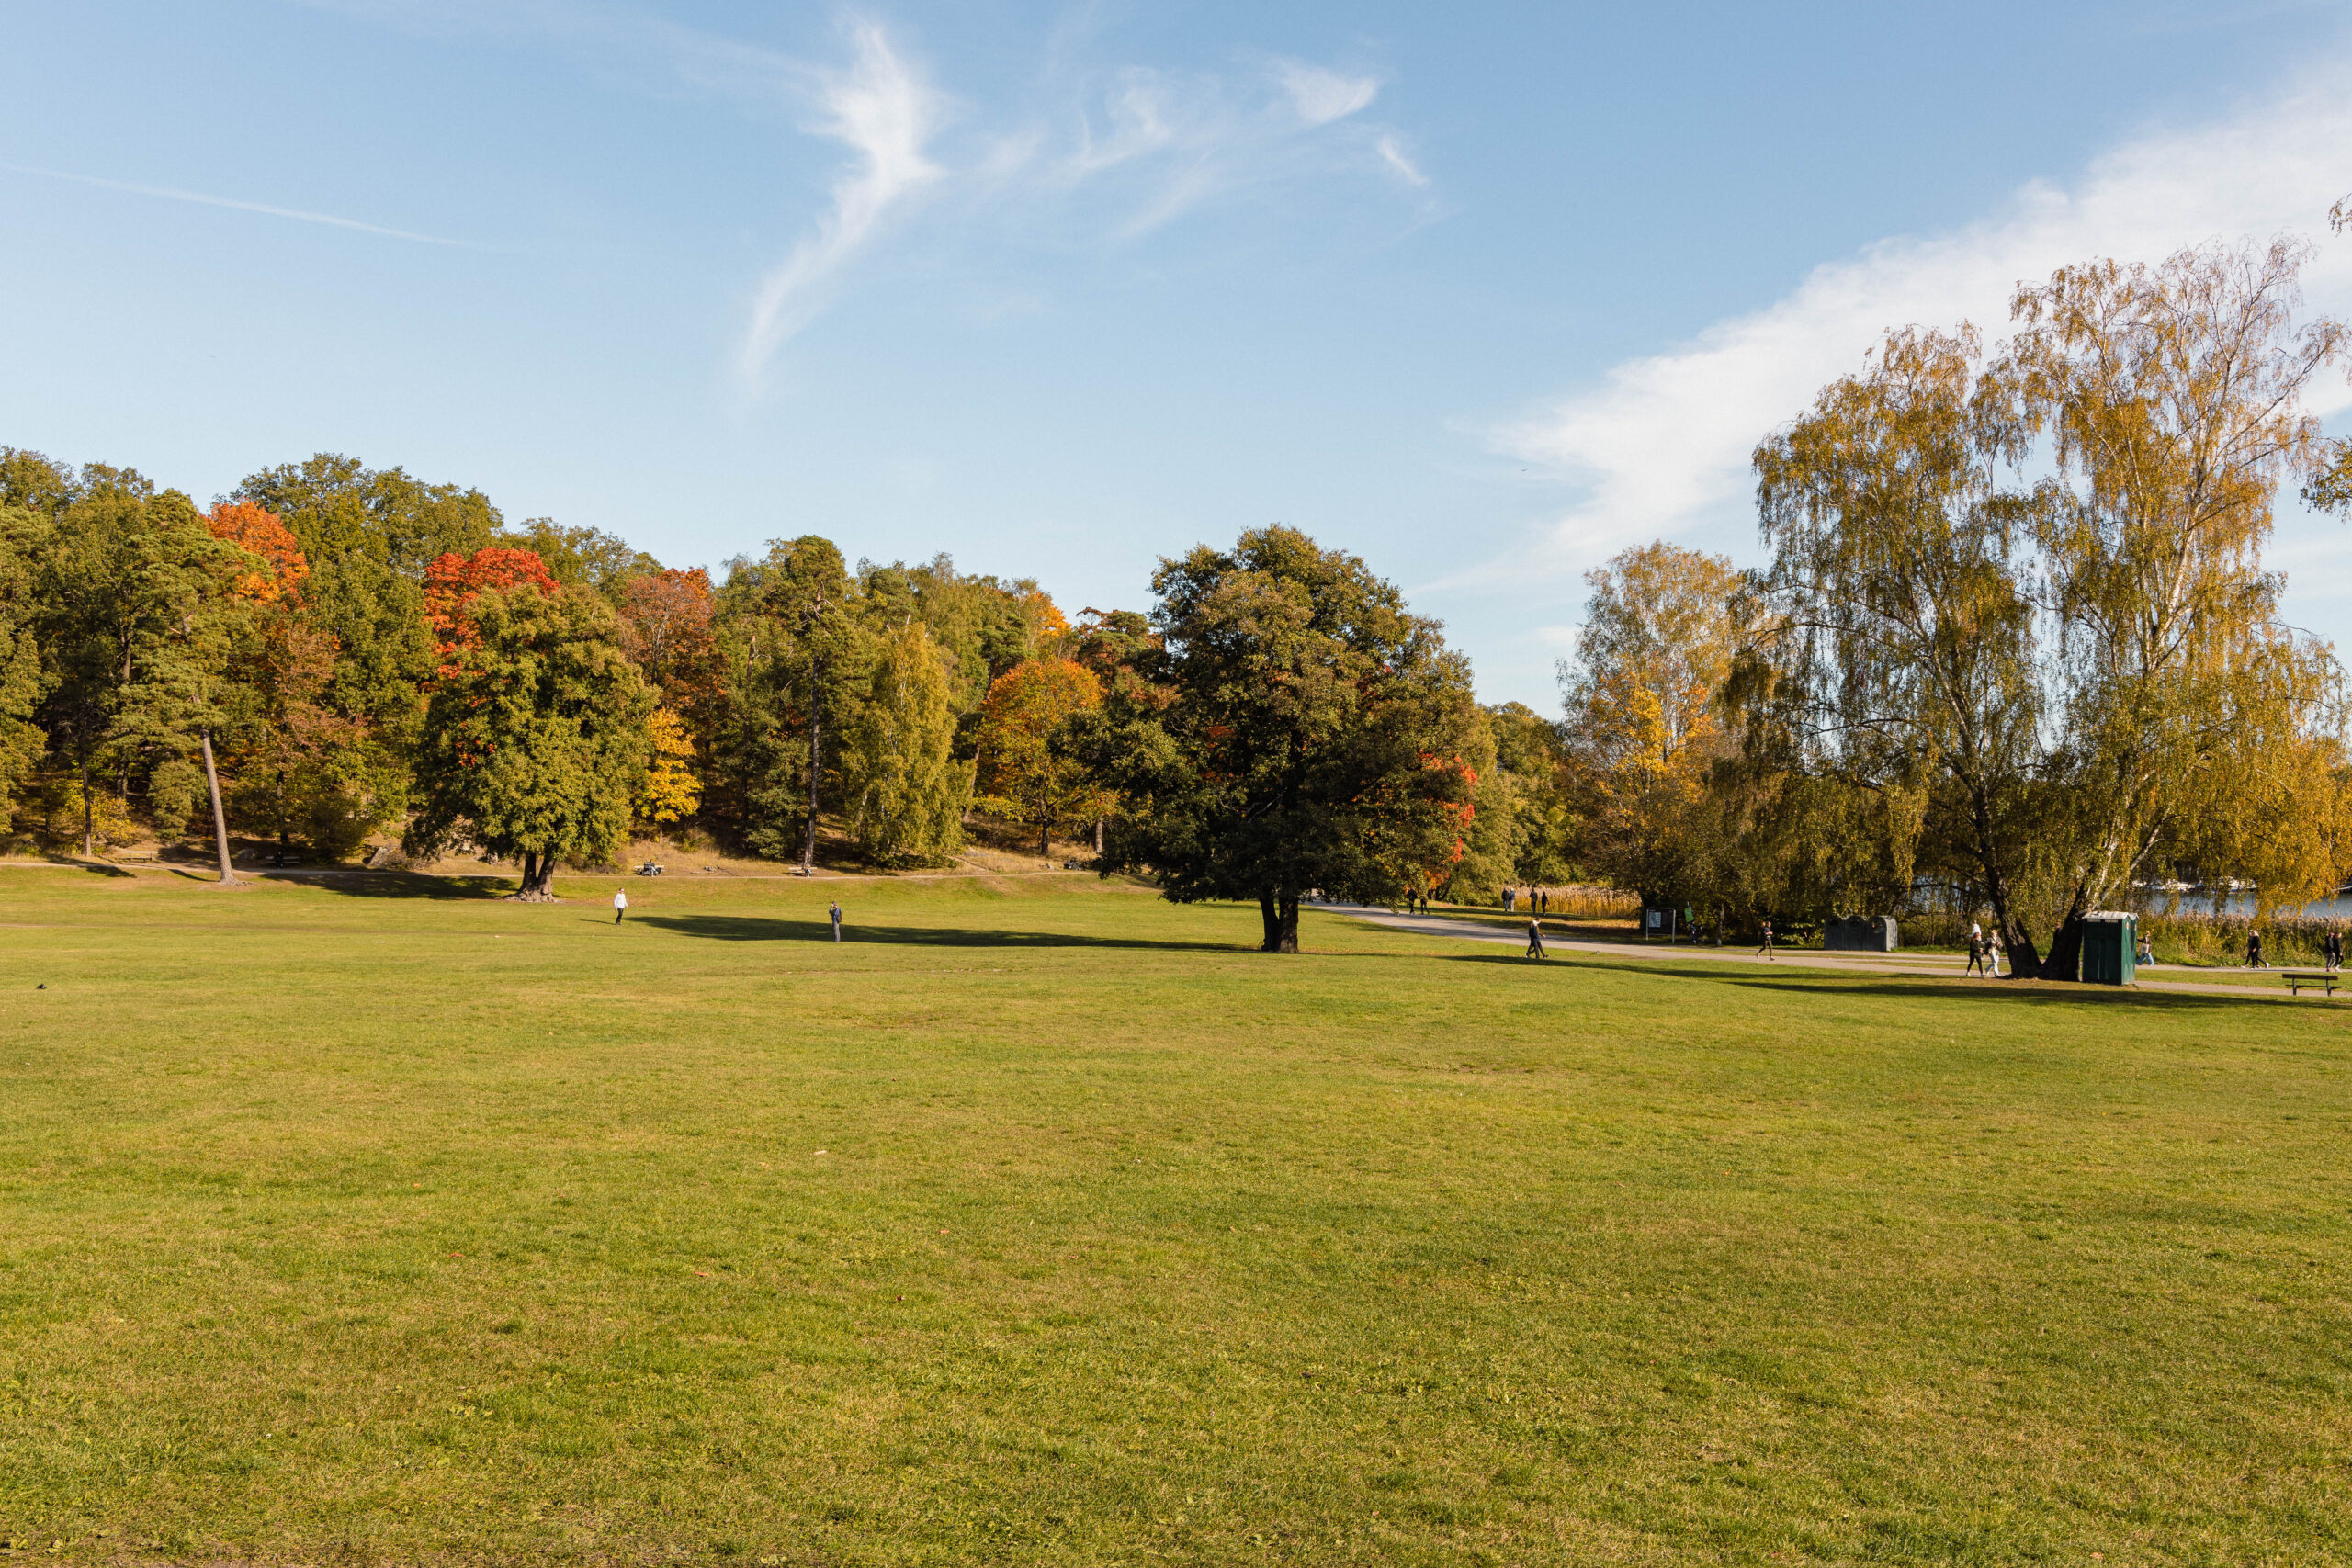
<box><xmin>637</xmin><ymin>913</ymin><xmax>1244</xmax><ymax>953</ymax></box>
<box><xmin>1438</xmin><ymin>950</ymin><xmax>2292</xmax><ymax>1010</ymax></box>
<box><xmin>263</xmin><ymin>871</ymin><xmax>510</xmax><ymax>900</ymax></box>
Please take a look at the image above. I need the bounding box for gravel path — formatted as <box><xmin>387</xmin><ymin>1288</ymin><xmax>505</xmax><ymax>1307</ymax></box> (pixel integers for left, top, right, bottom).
<box><xmin>1309</xmin><ymin>901</ymin><xmax>2334</xmax><ymax>1003</ymax></box>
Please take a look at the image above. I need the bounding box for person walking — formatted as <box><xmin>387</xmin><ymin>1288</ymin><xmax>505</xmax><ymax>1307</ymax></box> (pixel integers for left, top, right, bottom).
<box><xmin>2329</xmin><ymin>927</ymin><xmax>2343</xmax><ymax>972</ymax></box>
<box><xmin>1986</xmin><ymin>930</ymin><xmax>2004</xmax><ymax>977</ymax></box>
<box><xmin>829</xmin><ymin>901</ymin><xmax>843</xmax><ymax>943</ymax></box>
<box><xmin>613</xmin><ymin>888</ymin><xmax>628</xmax><ymax>925</ymax></box>
<box><xmin>1757</xmin><ymin>919</ymin><xmax>1775</xmax><ymax>961</ymax></box>
<box><xmin>1965</xmin><ymin>930</ymin><xmax>1985</xmax><ymax>976</ymax></box>
<box><xmin>1503</xmin><ymin>887</ymin><xmax>1515</xmax><ymax>914</ymax></box>
<box><xmin>2247</xmin><ymin>930</ymin><xmax>2264</xmax><ymax>969</ymax></box>
<box><xmin>1525</xmin><ymin>918</ymin><xmax>1546</xmax><ymax>959</ymax></box>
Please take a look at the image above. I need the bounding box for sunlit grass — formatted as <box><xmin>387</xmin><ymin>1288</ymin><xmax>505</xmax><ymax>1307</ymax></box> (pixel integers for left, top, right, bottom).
<box><xmin>2</xmin><ymin>867</ymin><xmax>2348</xmax><ymax>1563</ymax></box>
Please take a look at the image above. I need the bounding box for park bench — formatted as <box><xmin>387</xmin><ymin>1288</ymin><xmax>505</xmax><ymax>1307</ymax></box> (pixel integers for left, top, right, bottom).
<box><xmin>2283</xmin><ymin>970</ymin><xmax>2340</xmax><ymax>998</ymax></box>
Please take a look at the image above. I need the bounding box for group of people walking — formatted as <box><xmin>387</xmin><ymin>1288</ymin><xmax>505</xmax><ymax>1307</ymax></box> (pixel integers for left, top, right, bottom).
<box><xmin>1965</xmin><ymin>922</ymin><xmax>2005</xmax><ymax>977</ymax></box>
<box><xmin>1502</xmin><ymin>887</ymin><xmax>1551</xmax><ymax>914</ymax></box>
<box><xmin>2245</xmin><ymin>927</ymin><xmax>2344</xmax><ymax>969</ymax></box>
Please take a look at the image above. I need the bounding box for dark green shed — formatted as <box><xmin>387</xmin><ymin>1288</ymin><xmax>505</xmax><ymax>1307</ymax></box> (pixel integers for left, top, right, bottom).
<box><xmin>2078</xmin><ymin>912</ymin><xmax>2138</xmax><ymax>985</ymax></box>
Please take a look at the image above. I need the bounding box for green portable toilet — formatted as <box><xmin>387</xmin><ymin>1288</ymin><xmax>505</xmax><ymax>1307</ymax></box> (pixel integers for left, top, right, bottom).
<box><xmin>2078</xmin><ymin>911</ymin><xmax>2137</xmax><ymax>985</ymax></box>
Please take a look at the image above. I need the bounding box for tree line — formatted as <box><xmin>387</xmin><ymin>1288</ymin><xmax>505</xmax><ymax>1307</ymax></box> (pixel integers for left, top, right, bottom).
<box><xmin>0</xmin><ymin>451</ymin><xmax>1559</xmax><ymax>936</ymax></box>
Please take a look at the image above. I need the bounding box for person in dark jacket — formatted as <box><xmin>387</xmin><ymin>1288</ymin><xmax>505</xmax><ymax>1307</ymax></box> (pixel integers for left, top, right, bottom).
<box><xmin>1526</xmin><ymin>919</ymin><xmax>1546</xmax><ymax>959</ymax></box>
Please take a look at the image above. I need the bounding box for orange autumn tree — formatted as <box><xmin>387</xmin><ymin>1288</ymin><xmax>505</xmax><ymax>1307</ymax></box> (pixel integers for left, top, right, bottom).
<box><xmin>422</xmin><ymin>547</ymin><xmax>560</xmax><ymax>677</ymax></box>
<box><xmin>973</xmin><ymin>657</ymin><xmax>1114</xmax><ymax>858</ymax></box>
<box><xmin>206</xmin><ymin>500</ymin><xmax>308</xmax><ymax>604</ymax></box>
<box><xmin>616</xmin><ymin>568</ymin><xmax>720</xmax><ymax>717</ymax></box>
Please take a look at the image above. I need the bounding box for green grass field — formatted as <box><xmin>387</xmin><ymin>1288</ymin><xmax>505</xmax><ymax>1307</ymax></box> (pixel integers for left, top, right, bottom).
<box><xmin>3</xmin><ymin>867</ymin><xmax>2349</xmax><ymax>1565</ymax></box>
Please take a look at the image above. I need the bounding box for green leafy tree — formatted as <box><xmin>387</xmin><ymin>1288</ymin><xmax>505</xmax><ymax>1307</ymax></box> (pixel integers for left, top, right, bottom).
<box><xmin>506</xmin><ymin>517</ymin><xmax>662</xmax><ymax>605</ymax></box>
<box><xmin>842</xmin><ymin>620</ymin><xmax>967</xmax><ymax>865</ymax></box>
<box><xmin>236</xmin><ymin>455</ymin><xmax>502</xmax><ymax>758</ymax></box>
<box><xmin>30</xmin><ymin>473</ymin><xmax>248</xmax><ymax>872</ymax></box>
<box><xmin>405</xmin><ymin>582</ymin><xmax>654</xmax><ymax>899</ymax></box>
<box><xmin>1438</xmin><ymin>703</ymin><xmax>1577</xmax><ymax>905</ymax></box>
<box><xmin>713</xmin><ymin>537</ymin><xmax>865</xmax><ymax>868</ymax></box>
<box><xmin>1079</xmin><ymin>526</ymin><xmax>1484</xmax><ymax>953</ymax></box>
<box><xmin>0</xmin><ymin>458</ymin><xmax>57</xmax><ymax>823</ymax></box>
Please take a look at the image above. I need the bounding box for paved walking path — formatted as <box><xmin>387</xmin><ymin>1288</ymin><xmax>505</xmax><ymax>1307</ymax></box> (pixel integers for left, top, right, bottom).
<box><xmin>1310</xmin><ymin>901</ymin><xmax>2335</xmax><ymax>1003</ymax></box>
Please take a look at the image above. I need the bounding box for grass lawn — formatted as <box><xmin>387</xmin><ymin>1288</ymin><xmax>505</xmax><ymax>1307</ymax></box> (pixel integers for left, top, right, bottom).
<box><xmin>3</xmin><ymin>866</ymin><xmax>2349</xmax><ymax>1565</ymax></box>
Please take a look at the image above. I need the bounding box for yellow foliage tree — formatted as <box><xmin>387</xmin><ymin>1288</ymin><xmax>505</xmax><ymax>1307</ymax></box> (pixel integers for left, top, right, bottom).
<box><xmin>1560</xmin><ymin>542</ymin><xmax>1743</xmax><ymax>904</ymax></box>
<box><xmin>633</xmin><ymin>707</ymin><xmax>700</xmax><ymax>834</ymax></box>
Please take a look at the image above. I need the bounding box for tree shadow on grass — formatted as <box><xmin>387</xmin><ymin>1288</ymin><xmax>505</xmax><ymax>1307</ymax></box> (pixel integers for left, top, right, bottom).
<box><xmin>1436</xmin><ymin>950</ymin><xmax>2301</xmax><ymax>1011</ymax></box>
<box><xmin>637</xmin><ymin>913</ymin><xmax>1247</xmax><ymax>953</ymax></box>
<box><xmin>262</xmin><ymin>871</ymin><xmax>511</xmax><ymax>901</ymax></box>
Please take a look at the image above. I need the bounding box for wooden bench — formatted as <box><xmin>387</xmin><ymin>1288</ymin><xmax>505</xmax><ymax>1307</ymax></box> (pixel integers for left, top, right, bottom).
<box><xmin>2284</xmin><ymin>970</ymin><xmax>2341</xmax><ymax>998</ymax></box>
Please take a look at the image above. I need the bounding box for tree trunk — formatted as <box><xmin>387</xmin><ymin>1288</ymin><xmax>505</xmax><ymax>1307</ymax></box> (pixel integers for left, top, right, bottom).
<box><xmin>80</xmin><ymin>758</ymin><xmax>93</xmax><ymax>860</ymax></box>
<box><xmin>1258</xmin><ymin>892</ymin><xmax>1300</xmax><ymax>953</ymax></box>
<box><xmin>1094</xmin><ymin>818</ymin><xmax>1103</xmax><ymax>856</ymax></box>
<box><xmin>514</xmin><ymin>850</ymin><xmax>556</xmax><ymax>901</ymax></box>
<box><xmin>803</xmin><ymin>673</ymin><xmax>821</xmax><ymax>877</ymax></box>
<box><xmin>1040</xmin><ymin>824</ymin><xmax>1050</xmax><ymax>859</ymax></box>
<box><xmin>200</xmin><ymin>729</ymin><xmax>236</xmax><ymax>886</ymax></box>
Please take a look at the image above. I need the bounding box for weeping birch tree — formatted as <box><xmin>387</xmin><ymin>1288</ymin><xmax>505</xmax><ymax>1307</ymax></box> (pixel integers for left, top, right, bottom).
<box><xmin>1746</xmin><ymin>240</ymin><xmax>2350</xmax><ymax>978</ymax></box>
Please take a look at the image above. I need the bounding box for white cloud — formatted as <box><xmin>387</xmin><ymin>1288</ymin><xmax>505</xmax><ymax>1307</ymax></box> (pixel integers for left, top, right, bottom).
<box><xmin>737</xmin><ymin>22</ymin><xmax>944</xmax><ymax>385</ymax></box>
<box><xmin>1375</xmin><ymin>133</ymin><xmax>1427</xmax><ymax>188</ymax></box>
<box><xmin>1467</xmin><ymin>70</ymin><xmax>2352</xmax><ymax>591</ymax></box>
<box><xmin>1277</xmin><ymin>62</ymin><xmax>1379</xmax><ymax>127</ymax></box>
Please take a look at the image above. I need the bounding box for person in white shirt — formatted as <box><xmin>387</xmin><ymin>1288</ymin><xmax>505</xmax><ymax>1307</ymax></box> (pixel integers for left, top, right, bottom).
<box><xmin>613</xmin><ymin>889</ymin><xmax>628</xmax><ymax>925</ymax></box>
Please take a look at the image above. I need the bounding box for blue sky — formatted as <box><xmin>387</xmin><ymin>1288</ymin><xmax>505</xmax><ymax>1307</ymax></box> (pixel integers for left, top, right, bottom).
<box><xmin>5</xmin><ymin>0</ymin><xmax>2350</xmax><ymax>707</ymax></box>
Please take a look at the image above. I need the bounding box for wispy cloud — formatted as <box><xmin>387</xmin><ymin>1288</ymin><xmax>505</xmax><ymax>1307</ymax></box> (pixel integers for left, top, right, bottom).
<box><xmin>1276</xmin><ymin>62</ymin><xmax>1379</xmax><ymax>127</ymax></box>
<box><xmin>304</xmin><ymin>3</ymin><xmax>1431</xmax><ymax>378</ymax></box>
<box><xmin>737</xmin><ymin>21</ymin><xmax>944</xmax><ymax>385</ymax></box>
<box><xmin>1375</xmin><ymin>133</ymin><xmax>1427</xmax><ymax>188</ymax></box>
<box><xmin>1463</xmin><ymin>69</ymin><xmax>2352</xmax><ymax>592</ymax></box>
<box><xmin>0</xmin><ymin>161</ymin><xmax>484</xmax><ymax>247</ymax></box>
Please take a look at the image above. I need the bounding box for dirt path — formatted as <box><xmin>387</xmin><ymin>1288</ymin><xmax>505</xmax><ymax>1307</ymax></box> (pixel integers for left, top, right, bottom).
<box><xmin>1311</xmin><ymin>901</ymin><xmax>2334</xmax><ymax>1003</ymax></box>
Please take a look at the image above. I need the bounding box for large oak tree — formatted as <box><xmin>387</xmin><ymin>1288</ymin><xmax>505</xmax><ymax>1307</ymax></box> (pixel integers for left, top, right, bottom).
<box><xmin>405</xmin><ymin>577</ymin><xmax>653</xmax><ymax>900</ymax></box>
<box><xmin>1080</xmin><ymin>526</ymin><xmax>1484</xmax><ymax>953</ymax></box>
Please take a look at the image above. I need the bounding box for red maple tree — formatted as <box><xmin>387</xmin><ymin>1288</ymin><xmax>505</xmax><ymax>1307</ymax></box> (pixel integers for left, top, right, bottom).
<box><xmin>422</xmin><ymin>547</ymin><xmax>560</xmax><ymax>676</ymax></box>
